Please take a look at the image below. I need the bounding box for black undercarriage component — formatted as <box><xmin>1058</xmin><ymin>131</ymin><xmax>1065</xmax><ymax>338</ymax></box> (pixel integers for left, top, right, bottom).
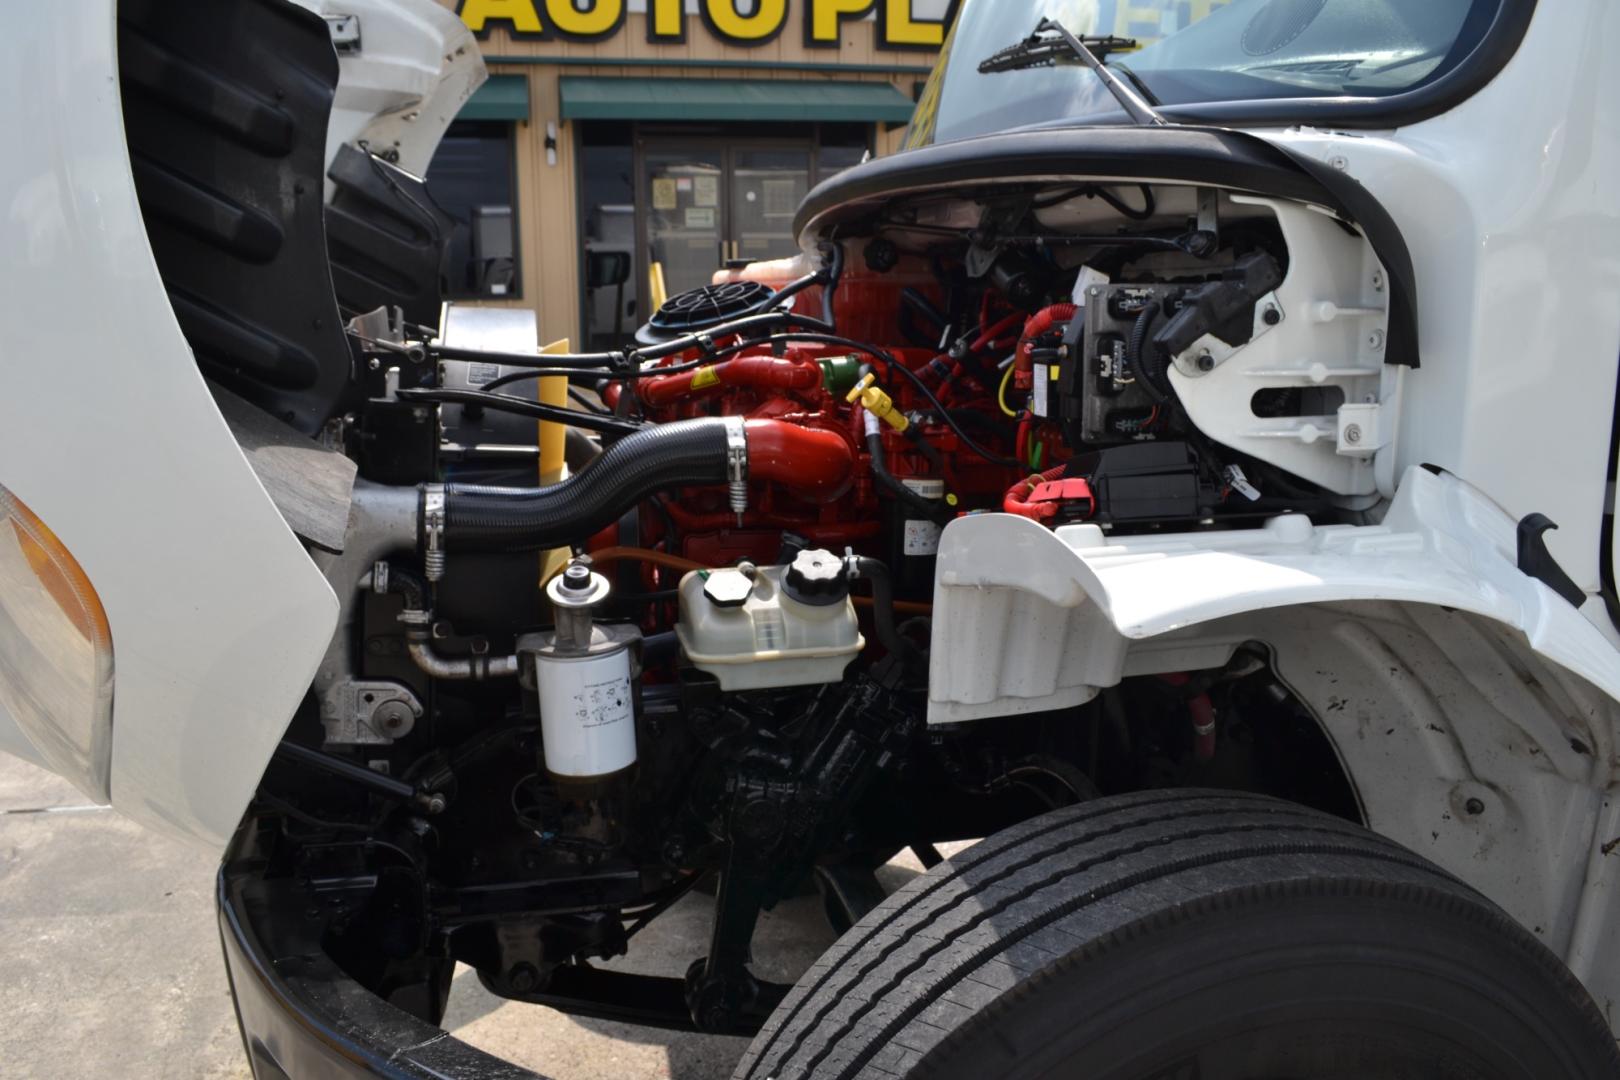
<box><xmin>118</xmin><ymin>0</ymin><xmax>350</xmax><ymax>434</ymax></box>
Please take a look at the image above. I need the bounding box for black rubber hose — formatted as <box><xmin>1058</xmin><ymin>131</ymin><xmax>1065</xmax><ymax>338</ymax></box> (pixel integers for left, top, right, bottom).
<box><xmin>867</xmin><ymin>433</ymin><xmax>951</xmax><ymax>523</ymax></box>
<box><xmin>395</xmin><ymin>387</ymin><xmax>644</xmax><ymax>436</ymax></box>
<box><xmin>901</xmin><ymin>288</ymin><xmax>948</xmax><ymax>333</ymax></box>
<box><xmin>1127</xmin><ymin>305</ymin><xmax>1170</xmax><ymax>403</ymax></box>
<box><xmin>384</xmin><ymin>564</ymin><xmax>428</xmax><ymax>612</ymax></box>
<box><xmin>641</xmin><ymin>631</ymin><xmax>679</xmax><ymax>668</ymax></box>
<box><xmin>849</xmin><ymin>556</ymin><xmax>924</xmax><ymax>674</ymax></box>
<box><xmin>438</xmin><ymin>417</ymin><xmax>734</xmax><ymax>552</ymax></box>
<box><xmin>818</xmin><ymin>241</ymin><xmax>844</xmax><ymax>328</ymax></box>
<box><xmin>767</xmin><ymin>271</ymin><xmax>820</xmax><ymax>311</ymax></box>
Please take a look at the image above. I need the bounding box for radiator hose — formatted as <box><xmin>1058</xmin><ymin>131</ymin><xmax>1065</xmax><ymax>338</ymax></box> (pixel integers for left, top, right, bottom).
<box><xmin>432</xmin><ymin>417</ymin><xmax>854</xmax><ymax>553</ymax></box>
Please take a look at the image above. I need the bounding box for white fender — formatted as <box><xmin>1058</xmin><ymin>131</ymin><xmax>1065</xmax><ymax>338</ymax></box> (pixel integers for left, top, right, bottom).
<box><xmin>929</xmin><ymin>465</ymin><xmax>1620</xmax><ymax>724</ymax></box>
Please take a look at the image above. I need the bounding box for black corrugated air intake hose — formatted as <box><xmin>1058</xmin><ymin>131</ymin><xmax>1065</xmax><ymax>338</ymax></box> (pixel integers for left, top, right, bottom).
<box><xmin>435</xmin><ymin>417</ymin><xmax>738</xmax><ymax>552</ymax></box>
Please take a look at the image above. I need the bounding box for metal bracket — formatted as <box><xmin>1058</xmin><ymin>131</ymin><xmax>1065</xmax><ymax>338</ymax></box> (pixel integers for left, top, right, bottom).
<box><xmin>1335</xmin><ymin>401</ymin><xmax>1388</xmax><ymax>458</ymax></box>
<box><xmin>1197</xmin><ymin>187</ymin><xmax>1220</xmax><ymax>239</ymax></box>
<box><xmin>1170</xmin><ymin>290</ymin><xmax>1284</xmax><ymax>377</ymax></box>
<box><xmin>324</xmin><ymin>14</ymin><xmax>361</xmax><ymax>54</ymax></box>
<box><xmin>320</xmin><ymin>679</ymin><xmax>423</xmax><ymax>746</ymax></box>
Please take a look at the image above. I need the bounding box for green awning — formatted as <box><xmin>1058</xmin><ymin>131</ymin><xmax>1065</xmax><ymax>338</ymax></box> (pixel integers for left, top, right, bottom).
<box><xmin>559</xmin><ymin>76</ymin><xmax>915</xmax><ymax>124</ymax></box>
<box><xmin>460</xmin><ymin>75</ymin><xmax>529</xmax><ymax>121</ymax></box>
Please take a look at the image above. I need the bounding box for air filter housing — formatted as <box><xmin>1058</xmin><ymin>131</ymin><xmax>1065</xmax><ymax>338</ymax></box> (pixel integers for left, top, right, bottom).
<box><xmin>636</xmin><ymin>281</ymin><xmax>777</xmax><ymax>344</ymax></box>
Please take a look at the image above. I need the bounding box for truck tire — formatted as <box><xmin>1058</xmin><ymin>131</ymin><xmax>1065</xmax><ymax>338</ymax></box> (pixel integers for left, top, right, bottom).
<box><xmin>734</xmin><ymin>789</ymin><xmax>1620</xmax><ymax>1080</ymax></box>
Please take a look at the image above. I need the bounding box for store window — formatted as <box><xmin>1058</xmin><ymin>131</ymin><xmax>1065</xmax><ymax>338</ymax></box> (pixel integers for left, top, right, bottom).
<box><xmin>426</xmin><ymin>121</ymin><xmax>521</xmax><ymax>300</ymax></box>
<box><xmin>581</xmin><ymin>122</ymin><xmax>638</xmax><ymax>353</ymax></box>
<box><xmin>817</xmin><ymin>123</ymin><xmax>872</xmax><ymax>182</ymax></box>
<box><xmin>578</xmin><ymin>121</ymin><xmax>875</xmax><ymax>351</ymax></box>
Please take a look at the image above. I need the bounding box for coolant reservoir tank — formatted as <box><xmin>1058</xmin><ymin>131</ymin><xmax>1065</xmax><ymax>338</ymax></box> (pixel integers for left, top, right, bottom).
<box><xmin>676</xmin><ymin>551</ymin><xmax>863</xmax><ymax>692</ymax></box>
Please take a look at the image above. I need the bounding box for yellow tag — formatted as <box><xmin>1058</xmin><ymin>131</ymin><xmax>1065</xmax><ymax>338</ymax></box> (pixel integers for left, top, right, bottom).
<box><xmin>691</xmin><ymin>366</ymin><xmax>721</xmax><ymax>390</ymax></box>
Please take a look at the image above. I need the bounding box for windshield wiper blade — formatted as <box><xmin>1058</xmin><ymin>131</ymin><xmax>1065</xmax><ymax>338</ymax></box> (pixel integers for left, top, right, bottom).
<box><xmin>979</xmin><ymin>18</ymin><xmax>1168</xmax><ymax>127</ymax></box>
<box><xmin>978</xmin><ymin>31</ymin><xmax>1136</xmax><ymax>72</ymax></box>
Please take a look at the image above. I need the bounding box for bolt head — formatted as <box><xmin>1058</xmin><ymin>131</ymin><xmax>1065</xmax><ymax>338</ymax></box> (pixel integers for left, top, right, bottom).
<box><xmin>1262</xmin><ymin>305</ymin><xmax>1281</xmax><ymax>326</ymax></box>
<box><xmin>1464</xmin><ymin>797</ymin><xmax>1486</xmax><ymax>816</ymax></box>
<box><xmin>1196</xmin><ymin>353</ymin><xmax>1215</xmax><ymax>372</ymax></box>
<box><xmin>1344</xmin><ymin>423</ymin><xmax>1363</xmax><ymax>445</ymax></box>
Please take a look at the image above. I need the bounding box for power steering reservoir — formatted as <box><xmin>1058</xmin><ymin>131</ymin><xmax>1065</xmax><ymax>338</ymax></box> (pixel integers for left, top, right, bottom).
<box><xmin>676</xmin><ymin>549</ymin><xmax>863</xmax><ymax>691</ymax></box>
<box><xmin>520</xmin><ymin>558</ymin><xmax>641</xmax><ymax>779</ymax></box>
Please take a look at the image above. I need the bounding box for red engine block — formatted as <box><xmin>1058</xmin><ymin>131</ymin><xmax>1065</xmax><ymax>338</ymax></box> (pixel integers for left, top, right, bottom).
<box><xmin>590</xmin><ymin>259</ymin><xmax>1043</xmax><ymax>597</ymax></box>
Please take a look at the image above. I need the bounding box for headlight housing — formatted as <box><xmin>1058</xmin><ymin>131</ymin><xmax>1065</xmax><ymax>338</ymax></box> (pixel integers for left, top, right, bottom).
<box><xmin>0</xmin><ymin>483</ymin><xmax>114</xmax><ymax>800</ymax></box>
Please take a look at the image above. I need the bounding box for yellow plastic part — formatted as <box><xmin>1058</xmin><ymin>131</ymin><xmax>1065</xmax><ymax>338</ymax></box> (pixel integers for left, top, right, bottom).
<box><xmin>539</xmin><ymin>338</ymin><xmax>573</xmax><ymax>584</ymax></box>
<box><xmin>691</xmin><ymin>366</ymin><xmax>722</xmax><ymax>391</ymax></box>
<box><xmin>846</xmin><ymin>374</ymin><xmax>910</xmax><ymax>433</ymax></box>
<box><xmin>648</xmin><ymin>261</ymin><xmax>668</xmax><ymax>314</ymax></box>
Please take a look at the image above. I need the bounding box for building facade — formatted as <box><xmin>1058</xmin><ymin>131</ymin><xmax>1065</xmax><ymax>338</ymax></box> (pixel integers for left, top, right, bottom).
<box><xmin>426</xmin><ymin>0</ymin><xmax>953</xmax><ymax>350</ymax></box>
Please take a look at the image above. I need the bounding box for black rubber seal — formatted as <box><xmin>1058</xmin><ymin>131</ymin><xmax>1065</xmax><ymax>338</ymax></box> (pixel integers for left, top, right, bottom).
<box><xmin>1517</xmin><ymin>513</ymin><xmax>1586</xmax><ymax>609</ymax></box>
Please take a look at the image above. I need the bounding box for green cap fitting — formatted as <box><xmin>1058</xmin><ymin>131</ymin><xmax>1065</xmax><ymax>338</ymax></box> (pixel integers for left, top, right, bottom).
<box><xmin>818</xmin><ymin>355</ymin><xmax>864</xmax><ymax>397</ymax></box>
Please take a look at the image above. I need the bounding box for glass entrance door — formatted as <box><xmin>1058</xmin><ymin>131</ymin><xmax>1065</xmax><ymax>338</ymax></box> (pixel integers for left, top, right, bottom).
<box><xmin>729</xmin><ymin>148</ymin><xmax>812</xmax><ymax>267</ymax></box>
<box><xmin>642</xmin><ymin>143</ymin><xmax>727</xmax><ymax>305</ymax></box>
<box><xmin>639</xmin><ymin>138</ymin><xmax>813</xmax><ymax>307</ymax></box>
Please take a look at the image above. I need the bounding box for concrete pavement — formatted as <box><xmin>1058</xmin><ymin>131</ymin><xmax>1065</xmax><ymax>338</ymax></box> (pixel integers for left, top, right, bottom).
<box><xmin>0</xmin><ymin>753</ymin><xmax>938</xmax><ymax>1079</ymax></box>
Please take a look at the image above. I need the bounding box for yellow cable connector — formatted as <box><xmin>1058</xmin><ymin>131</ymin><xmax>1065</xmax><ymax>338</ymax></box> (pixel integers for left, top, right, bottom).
<box><xmin>846</xmin><ymin>374</ymin><xmax>910</xmax><ymax>433</ymax></box>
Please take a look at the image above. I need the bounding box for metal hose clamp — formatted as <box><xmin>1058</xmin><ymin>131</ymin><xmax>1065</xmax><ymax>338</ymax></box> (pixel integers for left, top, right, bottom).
<box><xmin>722</xmin><ymin>416</ymin><xmax>748</xmax><ymax>526</ymax></box>
<box><xmin>422</xmin><ymin>484</ymin><xmax>447</xmax><ymax>582</ymax></box>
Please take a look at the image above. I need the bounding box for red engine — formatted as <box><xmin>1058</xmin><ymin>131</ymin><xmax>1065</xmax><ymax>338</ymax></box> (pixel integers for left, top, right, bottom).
<box><xmin>587</xmin><ymin>256</ymin><xmax>1059</xmax><ymax>604</ymax></box>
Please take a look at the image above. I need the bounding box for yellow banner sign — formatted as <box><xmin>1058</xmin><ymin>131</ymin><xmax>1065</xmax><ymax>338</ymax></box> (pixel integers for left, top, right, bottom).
<box><xmin>456</xmin><ymin>0</ymin><xmax>957</xmax><ymax>51</ymax></box>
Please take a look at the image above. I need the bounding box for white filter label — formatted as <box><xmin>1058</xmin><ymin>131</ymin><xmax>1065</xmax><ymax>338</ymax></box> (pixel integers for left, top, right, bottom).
<box><xmin>1031</xmin><ymin>364</ymin><xmax>1050</xmax><ymax>417</ymax></box>
<box><xmin>904</xmin><ymin>519</ymin><xmax>942</xmax><ymax>556</ymax></box>
<box><xmin>537</xmin><ymin>650</ymin><xmax>637</xmax><ymax>777</ymax></box>
<box><xmin>576</xmin><ymin>674</ymin><xmax>633</xmax><ymax>730</ymax></box>
<box><xmin>900</xmin><ymin>478</ymin><xmax>945</xmax><ymax>555</ymax></box>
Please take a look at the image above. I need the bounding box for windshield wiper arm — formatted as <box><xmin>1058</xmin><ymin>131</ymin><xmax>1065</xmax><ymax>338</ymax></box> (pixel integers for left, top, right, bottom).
<box><xmin>979</xmin><ymin>18</ymin><xmax>1168</xmax><ymax>127</ymax></box>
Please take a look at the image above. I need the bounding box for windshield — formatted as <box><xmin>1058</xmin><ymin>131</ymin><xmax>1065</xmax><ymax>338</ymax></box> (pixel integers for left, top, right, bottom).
<box><xmin>906</xmin><ymin>0</ymin><xmax>1503</xmax><ymax>149</ymax></box>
